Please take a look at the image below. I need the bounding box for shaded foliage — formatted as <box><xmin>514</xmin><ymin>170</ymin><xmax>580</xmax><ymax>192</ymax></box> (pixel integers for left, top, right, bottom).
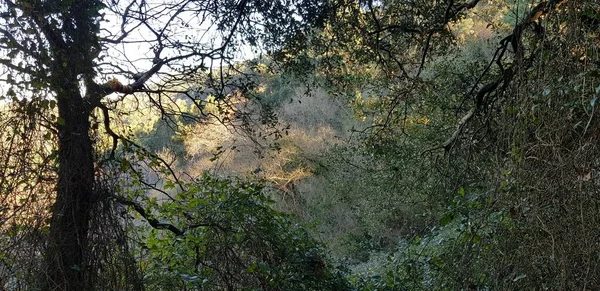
<box><xmin>127</xmin><ymin>174</ymin><xmax>350</xmax><ymax>291</ymax></box>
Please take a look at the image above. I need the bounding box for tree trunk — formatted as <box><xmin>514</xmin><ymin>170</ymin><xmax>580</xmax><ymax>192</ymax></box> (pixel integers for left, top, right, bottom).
<box><xmin>44</xmin><ymin>90</ymin><xmax>95</xmax><ymax>291</ymax></box>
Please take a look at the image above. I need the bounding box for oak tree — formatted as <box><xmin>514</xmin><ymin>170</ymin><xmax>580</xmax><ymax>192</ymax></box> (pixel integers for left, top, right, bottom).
<box><xmin>0</xmin><ymin>0</ymin><xmax>326</xmax><ymax>290</ymax></box>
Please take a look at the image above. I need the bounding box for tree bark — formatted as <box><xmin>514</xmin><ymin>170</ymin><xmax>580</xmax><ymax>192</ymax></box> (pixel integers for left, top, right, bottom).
<box><xmin>44</xmin><ymin>88</ymin><xmax>95</xmax><ymax>291</ymax></box>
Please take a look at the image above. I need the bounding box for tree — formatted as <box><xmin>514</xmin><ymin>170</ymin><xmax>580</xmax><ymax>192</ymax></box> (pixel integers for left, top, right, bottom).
<box><xmin>0</xmin><ymin>1</ymin><xmax>327</xmax><ymax>290</ymax></box>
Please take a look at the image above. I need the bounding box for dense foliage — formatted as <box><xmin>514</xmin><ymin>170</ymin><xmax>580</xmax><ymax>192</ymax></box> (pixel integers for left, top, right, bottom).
<box><xmin>131</xmin><ymin>175</ymin><xmax>348</xmax><ymax>290</ymax></box>
<box><xmin>0</xmin><ymin>0</ymin><xmax>599</xmax><ymax>290</ymax></box>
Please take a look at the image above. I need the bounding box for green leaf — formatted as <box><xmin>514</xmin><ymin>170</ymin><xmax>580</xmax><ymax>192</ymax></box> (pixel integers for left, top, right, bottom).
<box><xmin>247</xmin><ymin>262</ymin><xmax>257</xmax><ymax>273</ymax></box>
<box><xmin>458</xmin><ymin>187</ymin><xmax>465</xmax><ymax>197</ymax></box>
<box><xmin>471</xmin><ymin>233</ymin><xmax>481</xmax><ymax>244</ymax></box>
<box><xmin>440</xmin><ymin>213</ymin><xmax>453</xmax><ymax>226</ymax></box>
<box><xmin>119</xmin><ymin>159</ymin><xmax>130</xmax><ymax>171</ymax></box>
<box><xmin>164</xmin><ymin>180</ymin><xmax>175</xmax><ymax>190</ymax></box>
<box><xmin>413</xmin><ymin>235</ymin><xmax>421</xmax><ymax>244</ymax></box>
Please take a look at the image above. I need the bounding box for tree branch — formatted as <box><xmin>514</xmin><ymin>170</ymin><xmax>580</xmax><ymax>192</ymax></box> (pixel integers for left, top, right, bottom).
<box><xmin>426</xmin><ymin>0</ymin><xmax>568</xmax><ymax>153</ymax></box>
<box><xmin>114</xmin><ymin>196</ymin><xmax>184</xmax><ymax>236</ymax></box>
<box><xmin>98</xmin><ymin>104</ymin><xmax>119</xmax><ymax>160</ymax></box>
<box><xmin>0</xmin><ymin>58</ymin><xmax>36</xmax><ymax>75</ymax></box>
<box><xmin>114</xmin><ymin>196</ymin><xmax>217</xmax><ymax>236</ymax></box>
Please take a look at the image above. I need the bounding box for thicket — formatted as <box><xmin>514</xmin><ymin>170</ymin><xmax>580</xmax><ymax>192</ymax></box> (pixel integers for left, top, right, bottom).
<box><xmin>0</xmin><ymin>0</ymin><xmax>599</xmax><ymax>290</ymax></box>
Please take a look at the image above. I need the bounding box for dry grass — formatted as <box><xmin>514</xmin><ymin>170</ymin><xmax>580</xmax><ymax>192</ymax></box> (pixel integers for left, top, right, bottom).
<box><xmin>182</xmin><ymin>86</ymin><xmax>355</xmax><ymax>183</ymax></box>
<box><xmin>177</xmin><ymin>85</ymin><xmax>368</xmax><ymax>255</ymax></box>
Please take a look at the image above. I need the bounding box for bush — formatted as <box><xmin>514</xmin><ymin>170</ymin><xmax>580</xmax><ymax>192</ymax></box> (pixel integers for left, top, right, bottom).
<box><xmin>134</xmin><ymin>174</ymin><xmax>350</xmax><ymax>290</ymax></box>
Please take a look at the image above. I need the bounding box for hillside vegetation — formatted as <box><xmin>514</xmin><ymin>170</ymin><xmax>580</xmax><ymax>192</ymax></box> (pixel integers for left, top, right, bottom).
<box><xmin>0</xmin><ymin>0</ymin><xmax>599</xmax><ymax>290</ymax></box>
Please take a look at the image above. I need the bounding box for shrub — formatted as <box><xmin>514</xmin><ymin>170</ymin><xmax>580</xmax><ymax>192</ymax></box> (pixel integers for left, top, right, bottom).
<box><xmin>134</xmin><ymin>174</ymin><xmax>350</xmax><ymax>290</ymax></box>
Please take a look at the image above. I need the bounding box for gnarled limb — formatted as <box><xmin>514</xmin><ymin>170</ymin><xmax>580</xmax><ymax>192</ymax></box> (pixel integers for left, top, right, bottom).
<box><xmin>429</xmin><ymin>0</ymin><xmax>568</xmax><ymax>153</ymax></box>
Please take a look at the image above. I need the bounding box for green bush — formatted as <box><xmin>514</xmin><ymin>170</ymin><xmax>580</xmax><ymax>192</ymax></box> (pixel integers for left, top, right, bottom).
<box><xmin>135</xmin><ymin>174</ymin><xmax>350</xmax><ymax>290</ymax></box>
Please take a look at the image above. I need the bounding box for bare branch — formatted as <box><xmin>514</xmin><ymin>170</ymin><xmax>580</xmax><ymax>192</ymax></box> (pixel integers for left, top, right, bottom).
<box><xmin>427</xmin><ymin>0</ymin><xmax>568</xmax><ymax>153</ymax></box>
<box><xmin>114</xmin><ymin>196</ymin><xmax>184</xmax><ymax>236</ymax></box>
<box><xmin>0</xmin><ymin>58</ymin><xmax>36</xmax><ymax>75</ymax></box>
